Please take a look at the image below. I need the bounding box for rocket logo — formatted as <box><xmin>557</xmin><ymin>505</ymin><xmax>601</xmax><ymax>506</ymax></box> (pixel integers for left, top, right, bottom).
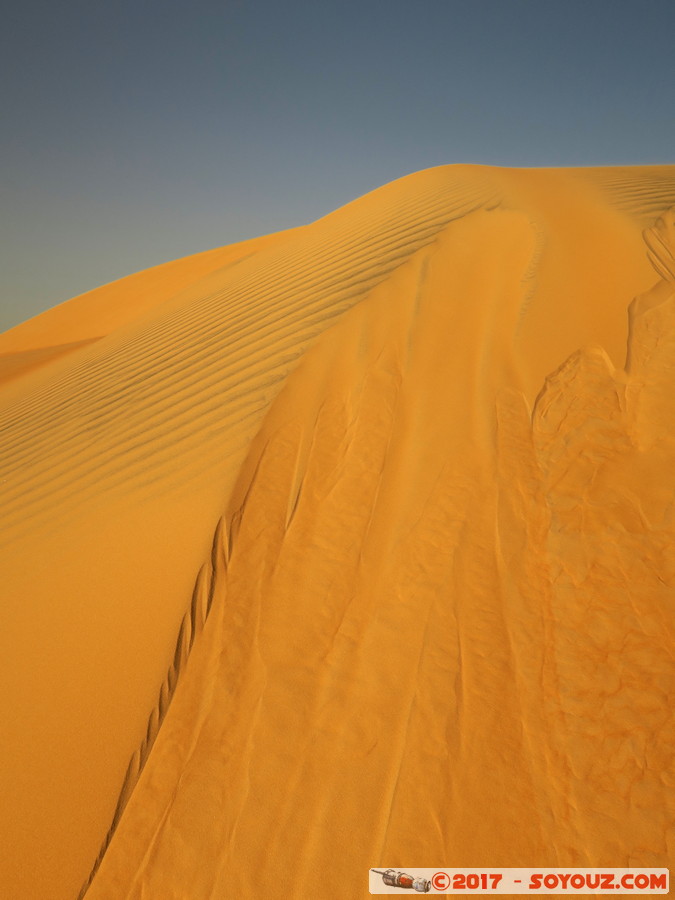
<box><xmin>371</xmin><ymin>869</ymin><xmax>431</xmax><ymax>892</ymax></box>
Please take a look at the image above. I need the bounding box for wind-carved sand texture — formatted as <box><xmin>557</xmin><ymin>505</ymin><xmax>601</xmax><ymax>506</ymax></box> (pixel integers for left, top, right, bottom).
<box><xmin>0</xmin><ymin>166</ymin><xmax>674</xmax><ymax>899</ymax></box>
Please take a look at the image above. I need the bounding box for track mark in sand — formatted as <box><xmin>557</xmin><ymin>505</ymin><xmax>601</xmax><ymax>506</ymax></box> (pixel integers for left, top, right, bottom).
<box><xmin>76</xmin><ymin>515</ymin><xmax>229</xmax><ymax>900</ymax></box>
<box><xmin>514</xmin><ymin>216</ymin><xmax>546</xmax><ymax>337</ymax></box>
<box><xmin>284</xmin><ymin>429</ymin><xmax>311</xmax><ymax>531</ymax></box>
<box><xmin>644</xmin><ymin>207</ymin><xmax>675</xmax><ymax>283</ymax></box>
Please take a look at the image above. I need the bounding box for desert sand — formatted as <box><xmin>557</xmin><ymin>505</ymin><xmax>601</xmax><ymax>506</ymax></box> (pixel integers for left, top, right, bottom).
<box><xmin>0</xmin><ymin>165</ymin><xmax>674</xmax><ymax>899</ymax></box>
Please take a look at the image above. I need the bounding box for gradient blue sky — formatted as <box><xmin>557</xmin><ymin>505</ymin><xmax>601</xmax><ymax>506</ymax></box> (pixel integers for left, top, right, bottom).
<box><xmin>2</xmin><ymin>0</ymin><xmax>674</xmax><ymax>333</ymax></box>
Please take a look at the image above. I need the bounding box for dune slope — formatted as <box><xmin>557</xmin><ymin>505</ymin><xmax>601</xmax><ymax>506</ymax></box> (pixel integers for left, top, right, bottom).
<box><xmin>1</xmin><ymin>165</ymin><xmax>674</xmax><ymax>899</ymax></box>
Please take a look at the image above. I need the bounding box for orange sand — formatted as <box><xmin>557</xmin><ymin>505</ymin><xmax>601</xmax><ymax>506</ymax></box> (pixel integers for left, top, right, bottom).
<box><xmin>0</xmin><ymin>165</ymin><xmax>674</xmax><ymax>899</ymax></box>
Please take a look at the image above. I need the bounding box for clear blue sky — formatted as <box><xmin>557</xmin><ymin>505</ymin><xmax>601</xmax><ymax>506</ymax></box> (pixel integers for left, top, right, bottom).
<box><xmin>1</xmin><ymin>0</ymin><xmax>674</xmax><ymax>333</ymax></box>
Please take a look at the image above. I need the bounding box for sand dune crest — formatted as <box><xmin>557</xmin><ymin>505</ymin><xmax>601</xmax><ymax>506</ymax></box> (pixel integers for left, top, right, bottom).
<box><xmin>0</xmin><ymin>164</ymin><xmax>673</xmax><ymax>899</ymax></box>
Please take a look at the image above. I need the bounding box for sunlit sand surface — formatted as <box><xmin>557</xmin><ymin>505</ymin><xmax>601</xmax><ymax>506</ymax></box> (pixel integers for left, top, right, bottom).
<box><xmin>1</xmin><ymin>165</ymin><xmax>674</xmax><ymax>899</ymax></box>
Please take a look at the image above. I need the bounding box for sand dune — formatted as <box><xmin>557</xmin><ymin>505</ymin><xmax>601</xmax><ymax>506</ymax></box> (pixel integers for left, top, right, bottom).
<box><xmin>0</xmin><ymin>338</ymin><xmax>103</xmax><ymax>386</ymax></box>
<box><xmin>0</xmin><ymin>165</ymin><xmax>674</xmax><ymax>899</ymax></box>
